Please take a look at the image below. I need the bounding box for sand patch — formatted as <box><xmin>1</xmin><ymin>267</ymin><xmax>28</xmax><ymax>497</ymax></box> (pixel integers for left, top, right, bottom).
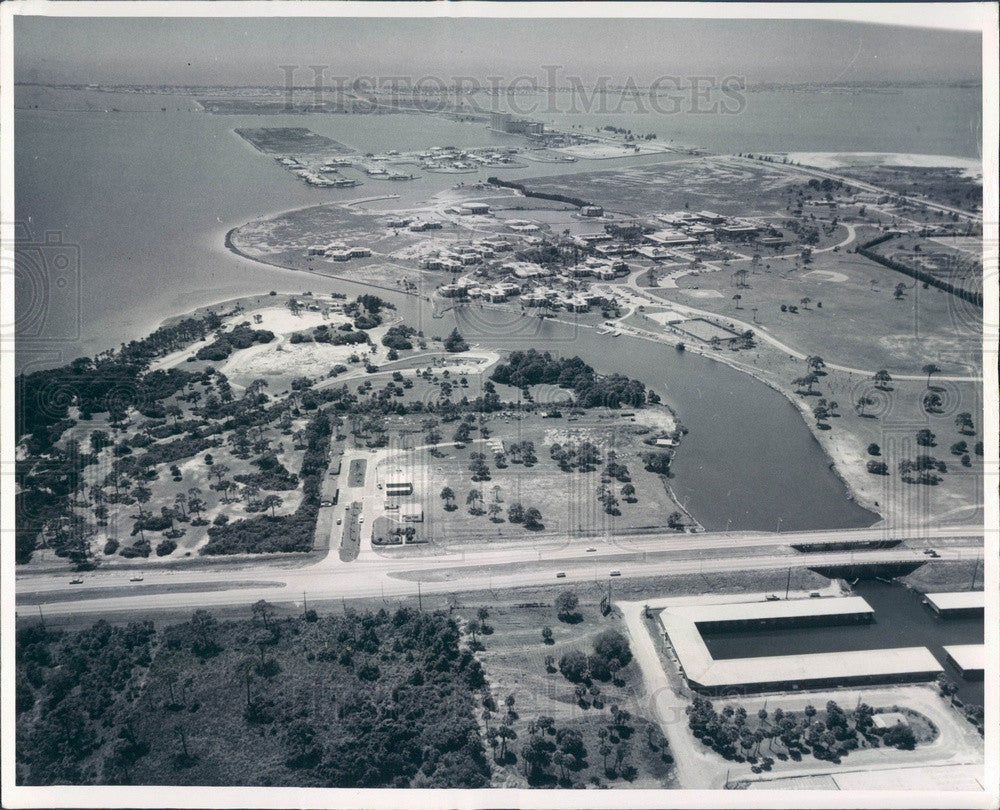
<box><xmin>802</xmin><ymin>269</ymin><xmax>849</xmax><ymax>283</ymax></box>
<box><xmin>682</xmin><ymin>289</ymin><xmax>724</xmax><ymax>299</ymax></box>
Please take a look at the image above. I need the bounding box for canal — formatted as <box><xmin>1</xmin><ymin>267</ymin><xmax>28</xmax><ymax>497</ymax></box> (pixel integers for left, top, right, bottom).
<box><xmin>700</xmin><ymin>580</ymin><xmax>984</xmax><ymax>706</ymax></box>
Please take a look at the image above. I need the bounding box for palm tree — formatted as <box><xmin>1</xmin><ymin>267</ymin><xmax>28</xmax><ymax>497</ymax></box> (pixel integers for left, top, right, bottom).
<box><xmin>922</xmin><ymin>363</ymin><xmax>941</xmax><ymax>389</ymax></box>
<box><xmin>440</xmin><ymin>486</ymin><xmax>454</xmax><ymax>508</ymax></box>
<box><xmin>732</xmin><ymin>294</ymin><xmax>742</xmax><ymax>309</ymax></box>
<box><xmin>466</xmin><ymin>488</ymin><xmax>482</xmax><ymax>510</ymax></box>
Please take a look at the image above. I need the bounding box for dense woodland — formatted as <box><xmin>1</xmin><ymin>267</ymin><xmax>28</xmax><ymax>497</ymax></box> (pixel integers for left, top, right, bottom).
<box><xmin>16</xmin><ymin>606</ymin><xmax>489</xmax><ymax>787</ymax></box>
<box><xmin>490</xmin><ymin>349</ymin><xmax>655</xmax><ymax>408</ymax></box>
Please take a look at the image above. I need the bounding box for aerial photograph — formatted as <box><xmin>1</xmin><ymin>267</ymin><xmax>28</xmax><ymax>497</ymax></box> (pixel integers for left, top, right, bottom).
<box><xmin>2</xmin><ymin>4</ymin><xmax>996</xmax><ymax>807</ymax></box>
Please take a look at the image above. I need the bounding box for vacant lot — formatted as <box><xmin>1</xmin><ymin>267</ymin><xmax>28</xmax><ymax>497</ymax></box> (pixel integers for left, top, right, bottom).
<box><xmin>523</xmin><ymin>156</ymin><xmax>806</xmax><ymax>218</ymax></box>
<box><xmin>234</xmin><ymin>127</ymin><xmax>353</xmax><ymax>155</ymax></box>
<box><xmin>378</xmin><ymin>409</ymin><xmax>684</xmax><ymax>548</ymax></box>
<box><xmin>463</xmin><ymin>601</ymin><xmax>676</xmax><ymax>788</ymax></box>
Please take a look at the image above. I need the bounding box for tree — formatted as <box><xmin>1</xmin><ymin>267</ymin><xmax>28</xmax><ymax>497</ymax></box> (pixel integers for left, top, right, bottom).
<box><xmin>466</xmin><ymin>488</ymin><xmax>482</xmax><ymax>510</ymax></box>
<box><xmin>523</xmin><ymin>507</ymin><xmax>543</xmax><ymax>529</ymax></box>
<box><xmin>620</xmin><ymin>483</ymin><xmax>636</xmax><ymax>502</ymax></box>
<box><xmin>792</xmin><ymin>374</ymin><xmax>818</xmax><ymax>393</ymax></box>
<box><xmin>523</xmin><ymin>735</ymin><xmax>552</xmax><ymax>781</ymax></box>
<box><xmin>488</xmin><ymin>503</ymin><xmax>502</xmax><ymax>522</ymax></box>
<box><xmin>440</xmin><ymin>486</ymin><xmax>455</xmax><ymax>510</ymax></box>
<box><xmin>252</xmin><ymin>599</ymin><xmax>275</xmax><ymax>630</ymax></box>
<box><xmin>132</xmin><ymin>485</ymin><xmax>152</xmax><ymax>518</ymax></box>
<box><xmin>806</xmin><ymin>355</ymin><xmax>824</xmax><ymax>373</ymax></box>
<box><xmin>262</xmin><ymin>494</ymin><xmax>283</xmax><ymax>518</ymax></box>
<box><xmin>893</xmin><ymin>282</ymin><xmax>906</xmax><ymax>299</ymax></box>
<box><xmin>922</xmin><ymin>363</ymin><xmax>941</xmax><ymax>389</ymax></box>
<box><xmin>507</xmin><ymin>502</ymin><xmax>525</xmax><ymax>523</ymax></box>
<box><xmin>955</xmin><ymin>412</ymin><xmax>975</xmax><ymax>435</ymax></box>
<box><xmin>916</xmin><ymin>428</ymin><xmax>936</xmax><ymax>447</ymax></box>
<box><xmin>855</xmin><ymin>395</ymin><xmax>874</xmax><ymax>416</ymax></box>
<box><xmin>873</xmin><ymin>369</ymin><xmax>892</xmax><ymax>390</ymax></box>
<box><xmin>542</xmin><ymin>626</ymin><xmax>554</xmax><ymax>644</ymax></box>
<box><xmin>559</xmin><ymin>650</ymin><xmax>589</xmax><ymax>682</ymax></box>
<box><xmin>593</xmin><ymin>630</ymin><xmax>632</xmax><ymax>667</ymax></box>
<box><xmin>867</xmin><ymin>442</ymin><xmax>881</xmax><ymax>456</ymax></box>
<box><xmin>555</xmin><ymin>590</ymin><xmax>580</xmax><ymax>621</ymax></box>
<box><xmin>444</xmin><ymin>328</ymin><xmax>469</xmax><ymax>353</ymax></box>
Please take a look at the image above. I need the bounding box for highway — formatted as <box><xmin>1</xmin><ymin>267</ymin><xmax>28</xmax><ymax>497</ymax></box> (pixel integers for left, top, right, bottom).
<box><xmin>15</xmin><ymin>522</ymin><xmax>984</xmax><ymax>619</ymax></box>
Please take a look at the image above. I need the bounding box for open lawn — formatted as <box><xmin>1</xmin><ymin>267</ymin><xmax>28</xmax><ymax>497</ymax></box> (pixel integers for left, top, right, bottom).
<box><xmin>648</xmin><ymin>247</ymin><xmax>980</xmax><ymax>376</ymax></box>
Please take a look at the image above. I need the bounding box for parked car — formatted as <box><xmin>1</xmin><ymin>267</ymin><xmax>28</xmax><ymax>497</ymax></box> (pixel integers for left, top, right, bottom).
<box><xmin>556</xmin><ymin>572</ymin><xmax>566</xmax><ymax>578</ymax></box>
<box><xmin>610</xmin><ymin>571</ymin><xmax>621</xmax><ymax>577</ymax></box>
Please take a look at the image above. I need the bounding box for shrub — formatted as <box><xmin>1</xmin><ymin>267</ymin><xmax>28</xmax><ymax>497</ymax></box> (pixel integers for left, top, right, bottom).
<box><xmin>156</xmin><ymin>539</ymin><xmax>177</xmax><ymax>557</ymax></box>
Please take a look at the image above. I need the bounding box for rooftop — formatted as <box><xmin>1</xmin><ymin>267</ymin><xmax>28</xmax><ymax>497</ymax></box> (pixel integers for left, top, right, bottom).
<box><xmin>687</xmin><ymin>595</ymin><xmax>873</xmax><ymax>625</ymax></box>
<box><xmin>944</xmin><ymin>644</ymin><xmax>985</xmax><ymax>673</ymax></box>
<box><xmin>659</xmin><ymin>597</ymin><xmax>941</xmax><ymax>691</ymax></box>
<box><xmin>925</xmin><ymin>591</ymin><xmax>985</xmax><ymax>612</ymax></box>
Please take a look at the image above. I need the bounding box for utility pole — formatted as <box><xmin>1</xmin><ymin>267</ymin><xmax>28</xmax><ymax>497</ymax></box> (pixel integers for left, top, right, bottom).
<box><xmin>37</xmin><ymin>604</ymin><xmax>45</xmax><ymax>629</ymax></box>
<box><xmin>785</xmin><ymin>567</ymin><xmax>792</xmax><ymax>600</ymax></box>
<box><xmin>418</xmin><ymin>581</ymin><xmax>423</xmax><ymax>612</ymax></box>
<box><xmin>971</xmin><ymin>557</ymin><xmax>980</xmax><ymax>590</ymax></box>
<box><xmin>302</xmin><ymin>591</ymin><xmax>308</xmax><ymax>618</ymax></box>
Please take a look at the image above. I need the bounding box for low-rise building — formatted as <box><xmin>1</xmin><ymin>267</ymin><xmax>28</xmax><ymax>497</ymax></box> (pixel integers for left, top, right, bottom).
<box><xmin>460</xmin><ymin>202</ymin><xmax>491</xmax><ymax>215</ymax></box>
<box><xmin>385</xmin><ymin>479</ymin><xmax>413</xmax><ymax>497</ymax></box>
<box><xmin>646</xmin><ymin>229</ymin><xmax>698</xmax><ymax>246</ymax></box>
<box><xmin>581</xmin><ymin>205</ymin><xmax>604</xmax><ymax>217</ymax></box>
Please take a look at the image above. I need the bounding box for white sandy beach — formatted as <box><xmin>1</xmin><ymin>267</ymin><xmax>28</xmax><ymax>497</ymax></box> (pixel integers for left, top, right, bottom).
<box><xmin>777</xmin><ymin>151</ymin><xmax>982</xmax><ymax>179</ymax></box>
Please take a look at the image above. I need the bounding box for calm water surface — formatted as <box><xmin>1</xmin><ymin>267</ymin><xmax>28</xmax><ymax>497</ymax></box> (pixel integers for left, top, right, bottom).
<box><xmin>701</xmin><ymin>580</ymin><xmax>984</xmax><ymax>705</ymax></box>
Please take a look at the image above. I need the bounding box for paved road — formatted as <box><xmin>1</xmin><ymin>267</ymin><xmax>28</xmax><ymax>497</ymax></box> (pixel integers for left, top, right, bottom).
<box><xmin>16</xmin><ymin>523</ymin><xmax>984</xmax><ymax>618</ymax></box>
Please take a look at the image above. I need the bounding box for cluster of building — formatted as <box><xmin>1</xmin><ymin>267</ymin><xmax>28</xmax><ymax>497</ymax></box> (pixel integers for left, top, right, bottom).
<box><xmin>421</xmin><ymin>238</ymin><xmax>516</xmax><ymax>274</ymax></box>
<box><xmin>385</xmin><ymin>218</ymin><xmax>445</xmax><ymax>233</ymax></box>
<box><xmin>418</xmin><ymin>145</ymin><xmax>523</xmax><ymax>171</ymax></box>
<box><xmin>307</xmin><ymin>242</ymin><xmax>373</xmax><ymax>261</ymax></box>
<box><xmin>436</xmin><ymin>254</ymin><xmax>622</xmax><ymax>311</ymax></box>
<box><xmin>275</xmin><ymin>156</ymin><xmax>360</xmax><ymax>188</ymax></box>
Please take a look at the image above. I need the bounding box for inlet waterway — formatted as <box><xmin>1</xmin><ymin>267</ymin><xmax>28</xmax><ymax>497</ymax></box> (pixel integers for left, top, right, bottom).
<box><xmin>700</xmin><ymin>580</ymin><xmax>984</xmax><ymax>705</ymax></box>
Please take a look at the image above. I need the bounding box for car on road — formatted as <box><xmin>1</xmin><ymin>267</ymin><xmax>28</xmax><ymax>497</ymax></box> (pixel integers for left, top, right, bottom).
<box><xmin>358</xmin><ymin>515</ymin><xmax>365</xmax><ymax>523</ymax></box>
<box><xmin>586</xmin><ymin>547</ymin><xmax>597</xmax><ymax>553</ymax></box>
<box><xmin>556</xmin><ymin>572</ymin><xmax>566</xmax><ymax>578</ymax></box>
<box><xmin>609</xmin><ymin>570</ymin><xmax>621</xmax><ymax>577</ymax></box>
<box><xmin>69</xmin><ymin>578</ymin><xmax>83</xmax><ymax>585</ymax></box>
<box><xmin>336</xmin><ymin>517</ymin><xmax>342</xmax><ymax>525</ymax></box>
<box><xmin>129</xmin><ymin>576</ymin><xmax>144</xmax><ymax>582</ymax></box>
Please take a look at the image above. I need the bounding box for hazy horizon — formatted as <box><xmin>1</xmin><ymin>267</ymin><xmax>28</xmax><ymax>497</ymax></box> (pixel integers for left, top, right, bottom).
<box><xmin>15</xmin><ymin>17</ymin><xmax>982</xmax><ymax>88</ymax></box>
